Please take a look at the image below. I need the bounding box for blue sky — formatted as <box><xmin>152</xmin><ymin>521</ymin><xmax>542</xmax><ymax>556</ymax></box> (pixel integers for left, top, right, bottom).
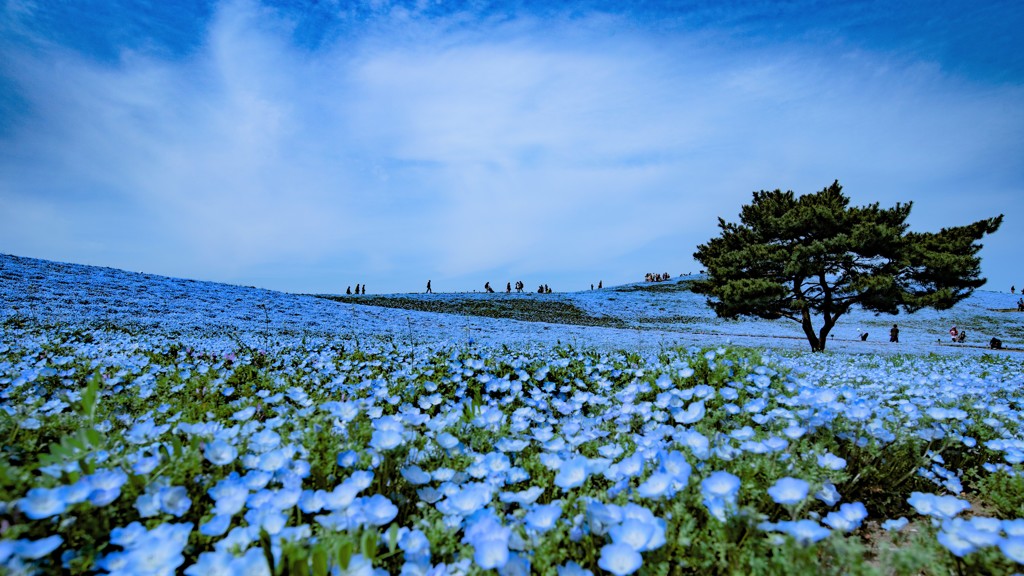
<box><xmin>2</xmin><ymin>0</ymin><xmax>1022</xmax><ymax>295</ymax></box>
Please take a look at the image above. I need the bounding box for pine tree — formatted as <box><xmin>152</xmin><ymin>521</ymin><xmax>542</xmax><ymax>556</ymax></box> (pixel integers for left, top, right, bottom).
<box><xmin>693</xmin><ymin>181</ymin><xmax>1002</xmax><ymax>352</ymax></box>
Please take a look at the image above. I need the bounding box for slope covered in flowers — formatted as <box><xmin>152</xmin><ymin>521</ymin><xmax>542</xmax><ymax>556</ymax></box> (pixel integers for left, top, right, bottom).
<box><xmin>2</xmin><ymin>254</ymin><xmax>1024</xmax><ymax>575</ymax></box>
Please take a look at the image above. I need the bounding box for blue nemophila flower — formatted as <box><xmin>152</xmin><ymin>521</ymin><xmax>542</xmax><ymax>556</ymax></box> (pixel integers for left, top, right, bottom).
<box><xmin>768</xmin><ymin>477</ymin><xmax>809</xmax><ymax>506</ymax></box>
<box><xmin>18</xmin><ymin>486</ymin><xmax>66</xmax><ymax>519</ymax></box>
<box><xmin>210</xmin><ymin>474</ymin><xmax>249</xmax><ymax>516</ymax></box>
<box><xmin>881</xmin><ymin>517</ymin><xmax>909</xmax><ymax>531</ymax></box>
<box><xmin>248</xmin><ymin>429</ymin><xmax>281</xmax><ymax>453</ymax></box>
<box><xmin>782</xmin><ymin>425</ymin><xmax>807</xmax><ymax>440</ymax></box>
<box><xmin>823</xmin><ymin>502</ymin><xmax>868</xmax><ymax>532</ymax></box>
<box><xmin>675</xmin><ymin>430</ymin><xmax>710</xmax><ymax>460</ymax></box>
<box><xmin>814</xmin><ymin>482</ymin><xmax>841</xmax><ymax>507</ymax></box>
<box><xmin>401</xmin><ymin>465</ymin><xmax>432</xmax><ymax>485</ymax></box>
<box><xmin>610</xmin><ymin>518</ymin><xmax>657</xmax><ymax>552</ymax></box>
<box><xmin>132</xmin><ymin>454</ymin><xmax>161</xmax><ymax>475</ymax></box>
<box><xmin>245</xmin><ymin>503</ymin><xmax>287</xmax><ymax>535</ymax></box>
<box><xmin>673</xmin><ymin>401</ymin><xmax>705</xmax><ymax>425</ymax></box>
<box><xmin>360</xmin><ymin>494</ymin><xmax>398</xmax><ymax>526</ymax></box>
<box><xmin>637</xmin><ymin>473</ymin><xmax>673</xmax><ymax>499</ymax></box>
<box><xmin>125</xmin><ymin>418</ymin><xmax>170</xmax><ymax>444</ymax></box>
<box><xmin>325</xmin><ymin>471</ymin><xmax>374</xmax><ymax>511</ymax></box>
<box><xmin>101</xmin><ymin>521</ymin><xmax>193</xmax><ymax>575</ymax></box>
<box><xmin>731</xmin><ymin>426</ymin><xmax>755</xmax><ymax>440</ymax></box>
<box><xmin>399</xmin><ymin>528</ymin><xmax>431</xmax><ymax>564</ymax></box>
<box><xmin>762</xmin><ymin>436</ymin><xmax>788</xmax><ymax>453</ymax></box>
<box><xmin>1004</xmin><ymin>519</ymin><xmax>1024</xmax><ymax>537</ymax></box>
<box><xmin>610</xmin><ymin>452</ymin><xmax>644</xmax><ymax>479</ymax></box>
<box><xmin>199</xmin><ymin>513</ymin><xmax>232</xmax><ymax>537</ymax></box>
<box><xmin>817</xmin><ymin>453</ymin><xmax>847</xmax><ymax>471</ymax></box>
<box><xmin>12</xmin><ymin>534</ymin><xmax>62</xmax><ymax>560</ymax></box>
<box><xmin>257</xmin><ymin>447</ymin><xmax>292</xmax><ymax>472</ymax></box>
<box><xmin>205</xmin><ymin>438</ymin><xmax>238</xmax><ymax>466</ymax></box>
<box><xmin>185</xmin><ymin>548</ymin><xmax>271</xmax><ymax>576</ymax></box>
<box><xmin>436</xmin><ymin>483</ymin><xmax>493</xmax><ymax>517</ymax></box>
<box><xmin>436</xmin><ymin>432</ymin><xmax>460</xmax><ymax>450</ymax></box>
<box><xmin>936</xmin><ymin>520</ymin><xmax>977</xmax><ymax>558</ymax></box>
<box><xmin>597</xmin><ymin>543</ymin><xmax>642</xmax><ymax>576</ymax></box>
<box><xmin>999</xmin><ymin>536</ymin><xmax>1024</xmax><ymax>564</ymax></box>
<box><xmin>759</xmin><ymin>520</ymin><xmax>831</xmax><ymax>545</ymax></box>
<box><xmin>554</xmin><ymin>457</ymin><xmax>590</xmax><ymax>491</ymax></box>
<box><xmin>907</xmin><ymin>492</ymin><xmax>970</xmax><ymax>520</ymax></box>
<box><xmin>525</xmin><ymin>501</ymin><xmax>563</xmax><ymax>533</ymax></box>
<box><xmin>62</xmin><ymin>479</ymin><xmax>93</xmax><ymax>506</ymax></box>
<box><xmin>701</xmin><ymin>471</ymin><xmax>741</xmax><ymax>500</ymax></box>
<box><xmin>463</xmin><ymin>513</ymin><xmax>511</xmax><ymax>570</ymax></box>
<box><xmin>333</xmin><ymin>553</ymin><xmax>384</xmax><ymax>576</ymax></box>
<box><xmin>87</xmin><ymin>468</ymin><xmax>128</xmax><ymax>506</ymax></box>
<box><xmin>20</xmin><ymin>417</ymin><xmax>42</xmax><ymax>430</ymax></box>
<box><xmin>337</xmin><ymin>450</ymin><xmax>359</xmax><ymax>468</ymax></box>
<box><xmin>159</xmin><ymin>485</ymin><xmax>192</xmax><ymax>517</ymax></box>
<box><xmin>321</xmin><ymin>400</ymin><xmax>360</xmax><ymax>422</ymax></box>
<box><xmin>499</xmin><ymin>486</ymin><xmax>543</xmax><ymax>506</ymax></box>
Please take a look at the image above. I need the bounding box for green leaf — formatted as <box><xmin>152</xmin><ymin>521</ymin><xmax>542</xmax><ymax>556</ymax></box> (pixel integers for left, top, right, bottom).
<box><xmin>312</xmin><ymin>548</ymin><xmax>328</xmax><ymax>576</ymax></box>
<box><xmin>386</xmin><ymin>523</ymin><xmax>399</xmax><ymax>554</ymax></box>
<box><xmin>360</xmin><ymin>529</ymin><xmax>378</xmax><ymax>562</ymax></box>
<box><xmin>337</xmin><ymin>540</ymin><xmax>354</xmax><ymax>571</ymax></box>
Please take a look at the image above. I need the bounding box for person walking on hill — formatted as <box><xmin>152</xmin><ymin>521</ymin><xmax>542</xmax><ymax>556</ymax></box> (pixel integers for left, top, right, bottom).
<box><xmin>426</xmin><ymin>280</ymin><xmax>432</xmax><ymax>294</ymax></box>
<box><xmin>355</xmin><ymin>284</ymin><xmax>360</xmax><ymax>295</ymax></box>
<box><xmin>346</xmin><ymin>286</ymin><xmax>352</xmax><ymax>295</ymax></box>
<box><xmin>485</xmin><ymin>282</ymin><xmax>494</xmax><ymax>293</ymax></box>
<box><xmin>506</xmin><ymin>282</ymin><xmax>511</xmax><ymax>293</ymax></box>
<box><xmin>598</xmin><ymin>280</ymin><xmax>602</xmax><ymax>289</ymax></box>
<box><xmin>890</xmin><ymin>324</ymin><xmax>899</xmax><ymax>343</ymax></box>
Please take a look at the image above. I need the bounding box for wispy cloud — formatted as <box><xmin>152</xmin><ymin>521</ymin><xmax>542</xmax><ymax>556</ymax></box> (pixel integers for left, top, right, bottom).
<box><xmin>2</xmin><ymin>0</ymin><xmax>1022</xmax><ymax>292</ymax></box>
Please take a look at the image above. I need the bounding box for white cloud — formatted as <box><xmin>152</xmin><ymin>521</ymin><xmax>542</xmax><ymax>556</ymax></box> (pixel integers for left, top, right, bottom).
<box><xmin>1</xmin><ymin>0</ymin><xmax>1021</xmax><ymax>293</ymax></box>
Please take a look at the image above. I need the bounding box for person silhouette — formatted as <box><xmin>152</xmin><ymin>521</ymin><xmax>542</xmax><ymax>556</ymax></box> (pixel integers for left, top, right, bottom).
<box><xmin>426</xmin><ymin>280</ymin><xmax>432</xmax><ymax>294</ymax></box>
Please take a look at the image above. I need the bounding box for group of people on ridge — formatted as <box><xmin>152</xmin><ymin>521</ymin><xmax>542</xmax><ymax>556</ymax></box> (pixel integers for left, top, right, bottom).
<box><xmin>645</xmin><ymin>272</ymin><xmax>671</xmax><ymax>282</ymax></box>
<box><xmin>427</xmin><ymin>280</ymin><xmax>543</xmax><ymax>294</ymax></box>
<box><xmin>346</xmin><ymin>284</ymin><xmax>366</xmax><ymax>295</ymax></box>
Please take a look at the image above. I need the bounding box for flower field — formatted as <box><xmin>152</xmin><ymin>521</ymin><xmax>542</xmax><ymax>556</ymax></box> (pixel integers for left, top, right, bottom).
<box><xmin>2</xmin><ymin>255</ymin><xmax>1024</xmax><ymax>575</ymax></box>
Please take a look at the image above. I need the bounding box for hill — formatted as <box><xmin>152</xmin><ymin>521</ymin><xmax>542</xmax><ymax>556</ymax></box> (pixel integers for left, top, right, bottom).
<box><xmin>2</xmin><ymin>253</ymin><xmax>1021</xmax><ymax>355</ymax></box>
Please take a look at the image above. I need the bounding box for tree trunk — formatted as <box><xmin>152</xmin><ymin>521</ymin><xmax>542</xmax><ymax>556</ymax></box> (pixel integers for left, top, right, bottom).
<box><xmin>801</xmin><ymin>309</ymin><xmax>822</xmax><ymax>352</ymax></box>
<box><xmin>818</xmin><ymin>320</ymin><xmax>835</xmax><ymax>352</ymax></box>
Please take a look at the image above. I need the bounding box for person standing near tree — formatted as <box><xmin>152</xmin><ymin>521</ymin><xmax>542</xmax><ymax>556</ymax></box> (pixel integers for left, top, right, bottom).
<box><xmin>890</xmin><ymin>324</ymin><xmax>899</xmax><ymax>343</ymax></box>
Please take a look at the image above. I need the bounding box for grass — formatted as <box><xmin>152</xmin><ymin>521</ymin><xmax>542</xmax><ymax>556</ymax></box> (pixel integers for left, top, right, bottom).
<box><xmin>316</xmin><ymin>294</ymin><xmax>629</xmax><ymax>328</ymax></box>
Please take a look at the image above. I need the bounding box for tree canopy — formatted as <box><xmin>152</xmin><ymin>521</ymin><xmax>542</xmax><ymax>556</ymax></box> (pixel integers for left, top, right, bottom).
<box><xmin>692</xmin><ymin>181</ymin><xmax>1003</xmax><ymax>351</ymax></box>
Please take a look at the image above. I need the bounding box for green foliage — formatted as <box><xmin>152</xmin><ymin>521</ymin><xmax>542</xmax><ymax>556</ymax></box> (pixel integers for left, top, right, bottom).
<box><xmin>693</xmin><ymin>180</ymin><xmax>1002</xmax><ymax>352</ymax></box>
<box><xmin>974</xmin><ymin>470</ymin><xmax>1024</xmax><ymax>519</ymax></box>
